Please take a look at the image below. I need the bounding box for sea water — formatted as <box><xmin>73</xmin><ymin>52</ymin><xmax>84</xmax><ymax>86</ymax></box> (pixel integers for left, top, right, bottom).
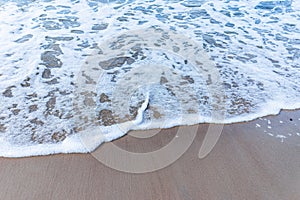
<box><xmin>0</xmin><ymin>0</ymin><xmax>299</xmax><ymax>157</ymax></box>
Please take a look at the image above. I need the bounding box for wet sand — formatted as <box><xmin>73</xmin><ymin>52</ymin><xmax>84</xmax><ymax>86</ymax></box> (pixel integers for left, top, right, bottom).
<box><xmin>0</xmin><ymin>110</ymin><xmax>299</xmax><ymax>200</ymax></box>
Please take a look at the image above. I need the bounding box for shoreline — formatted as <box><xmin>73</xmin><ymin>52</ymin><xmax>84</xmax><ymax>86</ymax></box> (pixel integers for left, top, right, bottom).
<box><xmin>0</xmin><ymin>110</ymin><xmax>299</xmax><ymax>199</ymax></box>
<box><xmin>2</xmin><ymin>108</ymin><xmax>299</xmax><ymax>158</ymax></box>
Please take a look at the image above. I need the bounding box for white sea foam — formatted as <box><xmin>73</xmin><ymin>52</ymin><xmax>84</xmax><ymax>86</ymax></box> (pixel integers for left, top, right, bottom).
<box><xmin>0</xmin><ymin>0</ymin><xmax>299</xmax><ymax>157</ymax></box>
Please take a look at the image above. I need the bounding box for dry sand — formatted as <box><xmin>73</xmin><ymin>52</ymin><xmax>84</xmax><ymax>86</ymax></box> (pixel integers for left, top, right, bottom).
<box><xmin>0</xmin><ymin>110</ymin><xmax>299</xmax><ymax>200</ymax></box>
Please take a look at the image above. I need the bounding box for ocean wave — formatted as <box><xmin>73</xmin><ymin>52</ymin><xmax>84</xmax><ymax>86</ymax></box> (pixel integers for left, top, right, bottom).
<box><xmin>0</xmin><ymin>0</ymin><xmax>299</xmax><ymax>157</ymax></box>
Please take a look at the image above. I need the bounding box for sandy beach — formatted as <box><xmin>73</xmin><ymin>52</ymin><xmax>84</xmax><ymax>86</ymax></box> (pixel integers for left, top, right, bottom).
<box><xmin>0</xmin><ymin>110</ymin><xmax>299</xmax><ymax>200</ymax></box>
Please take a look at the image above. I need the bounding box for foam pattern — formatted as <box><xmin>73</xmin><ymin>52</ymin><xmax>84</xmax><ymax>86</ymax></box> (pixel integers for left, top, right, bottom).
<box><xmin>0</xmin><ymin>0</ymin><xmax>299</xmax><ymax>157</ymax></box>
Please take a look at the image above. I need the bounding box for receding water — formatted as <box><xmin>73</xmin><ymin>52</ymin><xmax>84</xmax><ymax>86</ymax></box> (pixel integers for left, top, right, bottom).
<box><xmin>0</xmin><ymin>0</ymin><xmax>299</xmax><ymax>157</ymax></box>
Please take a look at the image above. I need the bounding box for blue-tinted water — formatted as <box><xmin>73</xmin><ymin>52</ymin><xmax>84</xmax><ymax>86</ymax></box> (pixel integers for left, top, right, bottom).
<box><xmin>0</xmin><ymin>0</ymin><xmax>299</xmax><ymax>157</ymax></box>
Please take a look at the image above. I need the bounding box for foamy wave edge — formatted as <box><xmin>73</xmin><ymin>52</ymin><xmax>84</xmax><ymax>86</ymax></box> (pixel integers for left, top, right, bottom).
<box><xmin>2</xmin><ymin>102</ymin><xmax>299</xmax><ymax>158</ymax></box>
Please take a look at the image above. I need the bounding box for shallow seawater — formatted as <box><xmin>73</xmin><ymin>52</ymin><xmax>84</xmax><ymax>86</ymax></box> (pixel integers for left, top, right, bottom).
<box><xmin>0</xmin><ymin>0</ymin><xmax>299</xmax><ymax>157</ymax></box>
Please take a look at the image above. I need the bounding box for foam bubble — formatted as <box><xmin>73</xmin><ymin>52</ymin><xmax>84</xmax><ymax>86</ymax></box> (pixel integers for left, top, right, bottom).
<box><xmin>0</xmin><ymin>0</ymin><xmax>299</xmax><ymax>157</ymax></box>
